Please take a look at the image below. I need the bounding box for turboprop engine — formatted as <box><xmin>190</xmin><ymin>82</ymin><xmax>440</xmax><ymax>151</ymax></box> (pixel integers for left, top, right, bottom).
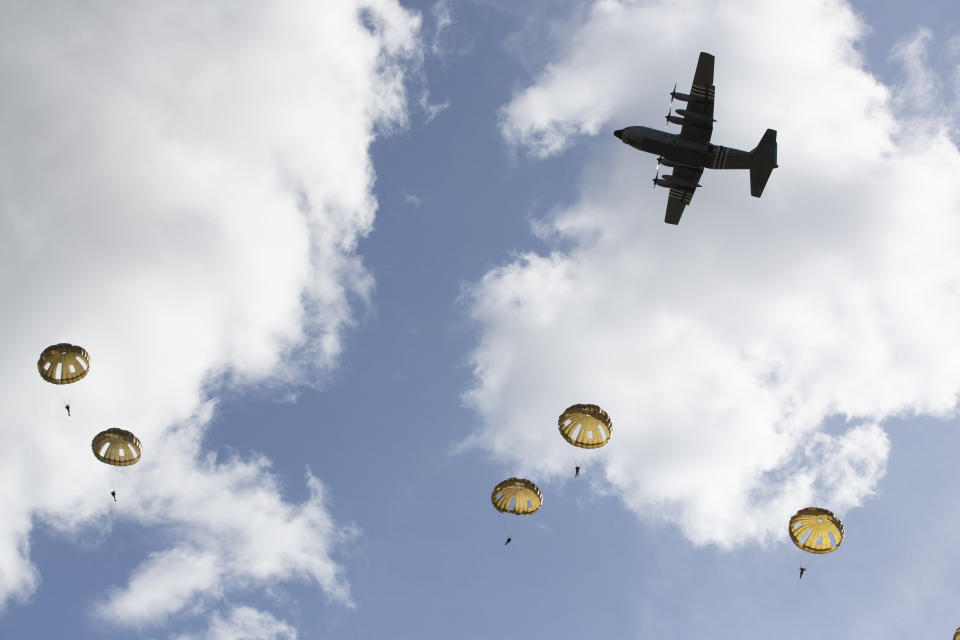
<box><xmin>653</xmin><ymin>175</ymin><xmax>701</xmax><ymax>189</ymax></box>
<box><xmin>674</xmin><ymin>108</ymin><xmax>716</xmax><ymax>123</ymax></box>
<box><xmin>656</xmin><ymin>156</ymin><xmax>700</xmax><ymax>170</ymax></box>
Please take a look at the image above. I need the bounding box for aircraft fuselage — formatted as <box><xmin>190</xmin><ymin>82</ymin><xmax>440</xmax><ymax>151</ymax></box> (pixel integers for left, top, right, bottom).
<box><xmin>614</xmin><ymin>126</ymin><xmax>751</xmax><ymax>170</ymax></box>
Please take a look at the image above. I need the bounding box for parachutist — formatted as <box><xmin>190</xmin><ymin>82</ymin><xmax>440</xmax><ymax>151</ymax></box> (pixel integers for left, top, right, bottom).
<box><xmin>799</xmin><ymin>567</ymin><xmax>806</xmax><ymax>580</ymax></box>
<box><xmin>111</xmin><ymin>490</ymin><xmax>117</xmax><ymax>502</ymax></box>
<box><xmin>575</xmin><ymin>465</ymin><xmax>580</xmax><ymax>477</ymax></box>
<box><xmin>504</xmin><ymin>537</ymin><xmax>511</xmax><ymax>546</ymax></box>
<box><xmin>64</xmin><ymin>404</ymin><xmax>70</xmax><ymax>416</ymax></box>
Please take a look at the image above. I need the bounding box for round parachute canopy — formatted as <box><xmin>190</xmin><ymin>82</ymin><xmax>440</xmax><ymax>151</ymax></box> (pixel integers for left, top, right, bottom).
<box><xmin>37</xmin><ymin>343</ymin><xmax>90</xmax><ymax>384</ymax></box>
<box><xmin>491</xmin><ymin>478</ymin><xmax>542</xmax><ymax>516</ymax></box>
<box><xmin>91</xmin><ymin>428</ymin><xmax>142</xmax><ymax>466</ymax></box>
<box><xmin>954</xmin><ymin>628</ymin><xmax>960</xmax><ymax>640</ymax></box>
<box><xmin>788</xmin><ymin>507</ymin><xmax>844</xmax><ymax>554</ymax></box>
<box><xmin>558</xmin><ymin>404</ymin><xmax>612</xmax><ymax>449</ymax></box>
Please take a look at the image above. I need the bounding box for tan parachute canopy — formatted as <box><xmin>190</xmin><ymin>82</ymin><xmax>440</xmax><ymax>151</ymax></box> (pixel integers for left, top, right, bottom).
<box><xmin>491</xmin><ymin>478</ymin><xmax>542</xmax><ymax>515</ymax></box>
<box><xmin>788</xmin><ymin>507</ymin><xmax>844</xmax><ymax>554</ymax></box>
<box><xmin>91</xmin><ymin>428</ymin><xmax>142</xmax><ymax>466</ymax></box>
<box><xmin>954</xmin><ymin>627</ymin><xmax>960</xmax><ymax>640</ymax></box>
<box><xmin>558</xmin><ymin>404</ymin><xmax>612</xmax><ymax>449</ymax></box>
<box><xmin>37</xmin><ymin>343</ymin><xmax>90</xmax><ymax>384</ymax></box>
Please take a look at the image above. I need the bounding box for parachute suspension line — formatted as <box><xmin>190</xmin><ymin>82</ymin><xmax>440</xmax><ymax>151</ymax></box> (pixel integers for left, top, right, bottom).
<box><xmin>40</xmin><ymin>377</ymin><xmax>70</xmax><ymax>412</ymax></box>
<box><xmin>107</xmin><ymin>466</ymin><xmax>120</xmax><ymax>504</ymax></box>
<box><xmin>46</xmin><ymin>385</ymin><xmax>69</xmax><ymax>412</ymax></box>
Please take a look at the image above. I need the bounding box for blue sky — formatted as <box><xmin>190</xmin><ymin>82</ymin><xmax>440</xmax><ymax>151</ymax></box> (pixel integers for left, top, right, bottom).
<box><xmin>2</xmin><ymin>1</ymin><xmax>960</xmax><ymax>638</ymax></box>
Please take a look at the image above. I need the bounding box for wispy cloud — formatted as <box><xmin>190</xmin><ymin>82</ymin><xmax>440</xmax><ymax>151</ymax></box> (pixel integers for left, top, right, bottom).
<box><xmin>889</xmin><ymin>28</ymin><xmax>942</xmax><ymax>114</ymax></box>
<box><xmin>891</xmin><ymin>28</ymin><xmax>960</xmax><ymax>140</ymax></box>
<box><xmin>432</xmin><ymin>0</ymin><xmax>454</xmax><ymax>58</ymax></box>
<box><xmin>402</xmin><ymin>192</ymin><xmax>424</xmax><ymax>207</ymax></box>
<box><xmin>419</xmin><ymin>92</ymin><xmax>451</xmax><ymax>123</ymax></box>
<box><xmin>173</xmin><ymin>606</ymin><xmax>298</xmax><ymax>640</ymax></box>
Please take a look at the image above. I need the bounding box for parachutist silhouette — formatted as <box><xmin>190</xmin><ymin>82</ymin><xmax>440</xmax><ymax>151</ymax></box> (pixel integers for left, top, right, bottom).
<box><xmin>504</xmin><ymin>537</ymin><xmax>511</xmax><ymax>546</ymax></box>
<box><xmin>65</xmin><ymin>404</ymin><xmax>70</xmax><ymax>416</ymax></box>
<box><xmin>799</xmin><ymin>567</ymin><xmax>806</xmax><ymax>580</ymax></box>
<box><xmin>575</xmin><ymin>465</ymin><xmax>580</xmax><ymax>477</ymax></box>
<box><xmin>110</xmin><ymin>490</ymin><xmax>117</xmax><ymax>502</ymax></box>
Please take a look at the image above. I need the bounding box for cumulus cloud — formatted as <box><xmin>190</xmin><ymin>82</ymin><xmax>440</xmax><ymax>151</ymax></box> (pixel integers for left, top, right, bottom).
<box><xmin>94</xmin><ymin>458</ymin><xmax>355</xmax><ymax>625</ymax></box>
<box><xmin>0</xmin><ymin>0</ymin><xmax>419</xmax><ymax>626</ymax></box>
<box><xmin>465</xmin><ymin>0</ymin><xmax>960</xmax><ymax>548</ymax></box>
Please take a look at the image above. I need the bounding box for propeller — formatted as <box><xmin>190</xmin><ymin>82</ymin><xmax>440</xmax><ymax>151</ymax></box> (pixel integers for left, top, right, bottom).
<box><xmin>670</xmin><ymin>82</ymin><xmax>677</xmax><ymax>103</ymax></box>
<box><xmin>665</xmin><ymin>107</ymin><xmax>672</xmax><ymax>124</ymax></box>
<box><xmin>652</xmin><ymin>157</ymin><xmax>661</xmax><ymax>187</ymax></box>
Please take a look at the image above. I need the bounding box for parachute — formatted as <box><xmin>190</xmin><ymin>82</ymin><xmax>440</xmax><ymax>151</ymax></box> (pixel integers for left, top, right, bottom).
<box><xmin>91</xmin><ymin>428</ymin><xmax>142</xmax><ymax>466</ymax></box>
<box><xmin>954</xmin><ymin>627</ymin><xmax>960</xmax><ymax>640</ymax></box>
<box><xmin>558</xmin><ymin>404</ymin><xmax>612</xmax><ymax>449</ymax></box>
<box><xmin>491</xmin><ymin>478</ymin><xmax>542</xmax><ymax>515</ymax></box>
<box><xmin>37</xmin><ymin>343</ymin><xmax>90</xmax><ymax>384</ymax></box>
<box><xmin>788</xmin><ymin>507</ymin><xmax>844</xmax><ymax>554</ymax></box>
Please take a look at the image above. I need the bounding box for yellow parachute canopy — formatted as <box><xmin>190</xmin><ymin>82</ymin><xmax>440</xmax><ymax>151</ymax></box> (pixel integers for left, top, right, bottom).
<box><xmin>954</xmin><ymin>627</ymin><xmax>960</xmax><ymax>640</ymax></box>
<box><xmin>92</xmin><ymin>428</ymin><xmax>142</xmax><ymax>467</ymax></box>
<box><xmin>37</xmin><ymin>343</ymin><xmax>90</xmax><ymax>384</ymax></box>
<box><xmin>491</xmin><ymin>478</ymin><xmax>542</xmax><ymax>515</ymax></box>
<box><xmin>558</xmin><ymin>404</ymin><xmax>612</xmax><ymax>449</ymax></box>
<box><xmin>788</xmin><ymin>507</ymin><xmax>844</xmax><ymax>554</ymax></box>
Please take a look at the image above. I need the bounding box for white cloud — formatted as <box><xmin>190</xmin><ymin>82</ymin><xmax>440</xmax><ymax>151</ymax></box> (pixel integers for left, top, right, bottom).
<box><xmin>0</xmin><ymin>0</ymin><xmax>419</xmax><ymax>627</ymax></box>
<box><xmin>432</xmin><ymin>0</ymin><xmax>454</xmax><ymax>58</ymax></box>
<box><xmin>102</xmin><ymin>547</ymin><xmax>222</xmax><ymax>625</ymax></box>
<box><xmin>424</xmin><ymin>0</ymin><xmax>477</xmax><ymax>74</ymax></box>
<box><xmin>402</xmin><ymin>192</ymin><xmax>424</xmax><ymax>207</ymax></box>
<box><xmin>889</xmin><ymin>28</ymin><xmax>942</xmax><ymax>115</ymax></box>
<box><xmin>418</xmin><ymin>92</ymin><xmax>451</xmax><ymax>123</ymax></box>
<box><xmin>465</xmin><ymin>0</ymin><xmax>960</xmax><ymax>548</ymax></box>
<box><xmin>94</xmin><ymin>454</ymin><xmax>356</xmax><ymax>625</ymax></box>
<box><xmin>174</xmin><ymin>606</ymin><xmax>298</xmax><ymax>640</ymax></box>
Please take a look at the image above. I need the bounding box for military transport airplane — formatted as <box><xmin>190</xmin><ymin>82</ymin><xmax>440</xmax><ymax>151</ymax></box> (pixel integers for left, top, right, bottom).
<box><xmin>614</xmin><ymin>52</ymin><xmax>778</xmax><ymax>224</ymax></box>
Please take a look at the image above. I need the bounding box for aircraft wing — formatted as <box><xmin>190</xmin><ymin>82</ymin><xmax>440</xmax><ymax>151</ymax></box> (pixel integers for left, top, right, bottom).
<box><xmin>663</xmin><ymin>165</ymin><xmax>703</xmax><ymax>225</ymax></box>
<box><xmin>679</xmin><ymin>52</ymin><xmax>715</xmax><ymax>144</ymax></box>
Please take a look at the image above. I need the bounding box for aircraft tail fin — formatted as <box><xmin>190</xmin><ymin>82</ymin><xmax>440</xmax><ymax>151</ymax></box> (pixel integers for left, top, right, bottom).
<box><xmin>749</xmin><ymin>129</ymin><xmax>778</xmax><ymax>197</ymax></box>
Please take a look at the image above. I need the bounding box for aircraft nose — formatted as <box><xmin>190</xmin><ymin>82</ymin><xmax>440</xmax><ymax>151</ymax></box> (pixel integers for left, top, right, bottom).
<box><xmin>614</xmin><ymin>129</ymin><xmax>623</xmax><ymax>140</ymax></box>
